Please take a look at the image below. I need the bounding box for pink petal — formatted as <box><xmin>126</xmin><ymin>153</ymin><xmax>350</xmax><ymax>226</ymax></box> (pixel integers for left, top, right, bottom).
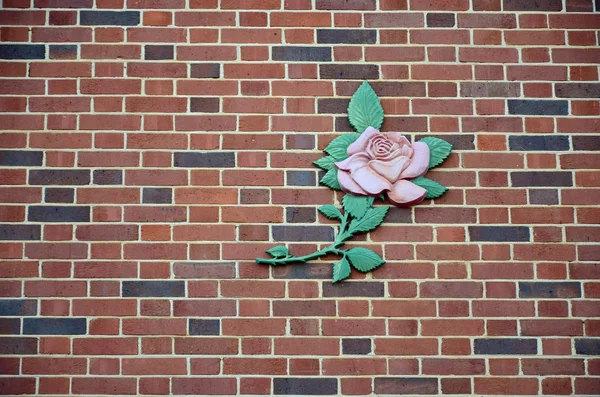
<box><xmin>350</xmin><ymin>166</ymin><xmax>392</xmax><ymax>195</ymax></box>
<box><xmin>386</xmin><ymin>132</ymin><xmax>411</xmax><ymax>147</ymax></box>
<box><xmin>334</xmin><ymin>153</ymin><xmax>370</xmax><ymax>172</ymax></box>
<box><xmin>347</xmin><ymin>127</ymin><xmax>380</xmax><ymax>156</ymax></box>
<box><xmin>338</xmin><ymin>170</ymin><xmax>368</xmax><ymax>195</ymax></box>
<box><xmin>387</xmin><ymin>180</ymin><xmax>427</xmax><ymax>207</ymax></box>
<box><xmin>399</xmin><ymin>142</ymin><xmax>430</xmax><ymax>179</ymax></box>
<box><xmin>368</xmin><ymin>156</ymin><xmax>410</xmax><ymax>183</ymax></box>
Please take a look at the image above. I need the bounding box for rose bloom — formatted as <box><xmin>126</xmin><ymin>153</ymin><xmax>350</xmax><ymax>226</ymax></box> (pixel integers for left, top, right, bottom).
<box><xmin>334</xmin><ymin>127</ymin><xmax>430</xmax><ymax>207</ymax></box>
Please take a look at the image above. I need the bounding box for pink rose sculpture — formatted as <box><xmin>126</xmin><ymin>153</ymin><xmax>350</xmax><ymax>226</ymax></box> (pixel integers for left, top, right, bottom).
<box><xmin>335</xmin><ymin>127</ymin><xmax>431</xmax><ymax>207</ymax></box>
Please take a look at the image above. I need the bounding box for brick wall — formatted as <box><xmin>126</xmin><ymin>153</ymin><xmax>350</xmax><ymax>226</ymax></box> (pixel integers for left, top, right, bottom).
<box><xmin>0</xmin><ymin>0</ymin><xmax>599</xmax><ymax>395</ymax></box>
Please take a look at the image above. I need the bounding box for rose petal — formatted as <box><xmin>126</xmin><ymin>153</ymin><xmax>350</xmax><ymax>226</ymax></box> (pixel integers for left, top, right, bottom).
<box><xmin>399</xmin><ymin>141</ymin><xmax>430</xmax><ymax>179</ymax></box>
<box><xmin>334</xmin><ymin>153</ymin><xmax>370</xmax><ymax>172</ymax></box>
<box><xmin>387</xmin><ymin>180</ymin><xmax>427</xmax><ymax>207</ymax></box>
<box><xmin>368</xmin><ymin>156</ymin><xmax>410</xmax><ymax>183</ymax></box>
<box><xmin>347</xmin><ymin>126</ymin><xmax>380</xmax><ymax>156</ymax></box>
<box><xmin>338</xmin><ymin>170</ymin><xmax>368</xmax><ymax>195</ymax></box>
<box><xmin>386</xmin><ymin>132</ymin><xmax>411</xmax><ymax>147</ymax></box>
<box><xmin>350</xmin><ymin>166</ymin><xmax>392</xmax><ymax>195</ymax></box>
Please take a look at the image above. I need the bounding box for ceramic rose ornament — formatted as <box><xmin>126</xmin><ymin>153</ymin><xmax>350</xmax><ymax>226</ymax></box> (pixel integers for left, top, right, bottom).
<box><xmin>257</xmin><ymin>82</ymin><xmax>453</xmax><ymax>282</ymax></box>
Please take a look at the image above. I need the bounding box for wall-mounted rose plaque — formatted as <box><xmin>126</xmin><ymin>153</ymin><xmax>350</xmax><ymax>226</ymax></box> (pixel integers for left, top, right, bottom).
<box><xmin>256</xmin><ymin>82</ymin><xmax>453</xmax><ymax>282</ymax></box>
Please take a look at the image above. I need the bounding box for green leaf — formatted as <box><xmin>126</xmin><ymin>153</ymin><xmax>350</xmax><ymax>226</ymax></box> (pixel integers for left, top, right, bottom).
<box><xmin>318</xmin><ymin>204</ymin><xmax>343</xmax><ymax>221</ymax></box>
<box><xmin>419</xmin><ymin>137</ymin><xmax>453</xmax><ymax>169</ymax></box>
<box><xmin>313</xmin><ymin>156</ymin><xmax>336</xmax><ymax>171</ymax></box>
<box><xmin>346</xmin><ymin>247</ymin><xmax>385</xmax><ymax>273</ymax></box>
<box><xmin>320</xmin><ymin>168</ymin><xmax>341</xmax><ymax>190</ymax></box>
<box><xmin>342</xmin><ymin>194</ymin><xmax>374</xmax><ymax>219</ymax></box>
<box><xmin>266</xmin><ymin>246</ymin><xmax>288</xmax><ymax>258</ymax></box>
<box><xmin>411</xmin><ymin>176</ymin><xmax>448</xmax><ymax>199</ymax></box>
<box><xmin>324</xmin><ymin>133</ymin><xmax>360</xmax><ymax>161</ymax></box>
<box><xmin>332</xmin><ymin>256</ymin><xmax>351</xmax><ymax>283</ymax></box>
<box><xmin>347</xmin><ymin>81</ymin><xmax>384</xmax><ymax>133</ymax></box>
<box><xmin>348</xmin><ymin>206</ymin><xmax>389</xmax><ymax>234</ymax></box>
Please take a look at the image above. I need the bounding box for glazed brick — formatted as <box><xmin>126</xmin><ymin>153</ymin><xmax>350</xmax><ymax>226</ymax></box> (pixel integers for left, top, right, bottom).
<box><xmin>190</xmin><ymin>63</ymin><xmax>220</xmax><ymax>78</ymax></box>
<box><xmin>0</xmin><ymin>45</ymin><xmax>45</xmax><ymax>60</ymax></box>
<box><xmin>28</xmin><ymin>206</ymin><xmax>90</xmax><ymax>222</ymax></box>
<box><xmin>374</xmin><ymin>378</ymin><xmax>438</xmax><ymax>395</ymax></box>
<box><xmin>503</xmin><ymin>0</ymin><xmax>562</xmax><ymax>10</ymax></box>
<box><xmin>317</xmin><ymin>29</ymin><xmax>377</xmax><ymax>44</ymax></box>
<box><xmin>529</xmin><ymin>189</ymin><xmax>559</xmax><ymax>205</ymax></box>
<box><xmin>145</xmin><ymin>45</ymin><xmax>174</xmax><ymax>60</ymax></box>
<box><xmin>555</xmin><ymin>83</ymin><xmax>600</xmax><ymax>98</ymax></box>
<box><xmin>286</xmin><ymin>170</ymin><xmax>316</xmax><ymax>186</ymax></box>
<box><xmin>0</xmin><ymin>337</ymin><xmax>38</xmax><ymax>354</ymax></box>
<box><xmin>286</xmin><ymin>207</ymin><xmax>316</xmax><ymax>223</ymax></box>
<box><xmin>468</xmin><ymin>226</ymin><xmax>530</xmax><ymax>242</ymax></box>
<box><xmin>573</xmin><ymin>136</ymin><xmax>600</xmax><ymax>151</ymax></box>
<box><xmin>318</xmin><ymin>98</ymin><xmax>350</xmax><ymax>114</ymax></box>
<box><xmin>29</xmin><ymin>170</ymin><xmax>90</xmax><ymax>186</ymax></box>
<box><xmin>0</xmin><ymin>225</ymin><xmax>41</xmax><ymax>241</ymax></box>
<box><xmin>122</xmin><ymin>281</ymin><xmax>185</xmax><ymax>297</ymax></box>
<box><xmin>272</xmin><ymin>46</ymin><xmax>332</xmax><ymax>62</ymax></box>
<box><xmin>174</xmin><ymin>152</ymin><xmax>235</xmax><ymax>168</ymax></box>
<box><xmin>575</xmin><ymin>339</ymin><xmax>600</xmax><ymax>355</ymax></box>
<box><xmin>23</xmin><ymin>318</ymin><xmax>86</xmax><ymax>335</ymax></box>
<box><xmin>142</xmin><ymin>188</ymin><xmax>172</xmax><ymax>204</ymax></box>
<box><xmin>190</xmin><ymin>98</ymin><xmax>220</xmax><ymax>113</ymax></box>
<box><xmin>272</xmin><ymin>226</ymin><xmax>334</xmax><ymax>242</ymax></box>
<box><xmin>427</xmin><ymin>13</ymin><xmax>455</xmax><ymax>27</ymax></box>
<box><xmin>320</xmin><ymin>64</ymin><xmax>379</xmax><ymax>80</ymax></box>
<box><xmin>0</xmin><ymin>299</ymin><xmax>37</xmax><ymax>315</ymax></box>
<box><xmin>189</xmin><ymin>319</ymin><xmax>220</xmax><ymax>335</ymax></box>
<box><xmin>509</xmin><ymin>136</ymin><xmax>569</xmax><ymax>151</ymax></box>
<box><xmin>511</xmin><ymin>172</ymin><xmax>573</xmax><ymax>187</ymax></box>
<box><xmin>474</xmin><ymin>339</ymin><xmax>538</xmax><ymax>355</ymax></box>
<box><xmin>322</xmin><ymin>282</ymin><xmax>384</xmax><ymax>297</ymax></box>
<box><xmin>92</xmin><ymin>170</ymin><xmax>122</xmax><ymax>185</ymax></box>
<box><xmin>508</xmin><ymin>100</ymin><xmax>568</xmax><ymax>116</ymax></box>
<box><xmin>316</xmin><ymin>0</ymin><xmax>376</xmax><ymax>9</ymax></box>
<box><xmin>80</xmin><ymin>11</ymin><xmax>140</xmax><ymax>26</ymax></box>
<box><xmin>342</xmin><ymin>339</ymin><xmax>372</xmax><ymax>355</ymax></box>
<box><xmin>519</xmin><ymin>282</ymin><xmax>582</xmax><ymax>298</ymax></box>
<box><xmin>0</xmin><ymin>151</ymin><xmax>43</xmax><ymax>167</ymax></box>
<box><xmin>274</xmin><ymin>378</ymin><xmax>337</xmax><ymax>395</ymax></box>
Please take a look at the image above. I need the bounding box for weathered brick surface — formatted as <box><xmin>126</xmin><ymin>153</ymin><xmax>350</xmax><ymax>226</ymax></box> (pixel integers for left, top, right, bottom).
<box><xmin>0</xmin><ymin>1</ymin><xmax>598</xmax><ymax>395</ymax></box>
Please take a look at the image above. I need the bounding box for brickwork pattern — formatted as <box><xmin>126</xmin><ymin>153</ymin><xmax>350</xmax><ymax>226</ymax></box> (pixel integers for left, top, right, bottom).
<box><xmin>0</xmin><ymin>0</ymin><xmax>599</xmax><ymax>395</ymax></box>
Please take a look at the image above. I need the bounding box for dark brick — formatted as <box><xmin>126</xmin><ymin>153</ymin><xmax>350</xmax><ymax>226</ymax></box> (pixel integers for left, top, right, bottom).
<box><xmin>287</xmin><ymin>135</ymin><xmax>315</xmax><ymax>150</ymax></box>
<box><xmin>29</xmin><ymin>170</ymin><xmax>90</xmax><ymax>186</ymax></box>
<box><xmin>274</xmin><ymin>300</ymin><xmax>337</xmax><ymax>317</ymax></box>
<box><xmin>509</xmin><ymin>136</ymin><xmax>570</xmax><ymax>151</ymax></box>
<box><xmin>286</xmin><ymin>207</ymin><xmax>316</xmax><ymax>223</ymax></box>
<box><xmin>519</xmin><ymin>282</ymin><xmax>581</xmax><ymax>298</ymax></box>
<box><xmin>460</xmin><ymin>82</ymin><xmax>521</xmax><ymax>97</ymax></box>
<box><xmin>287</xmin><ymin>171</ymin><xmax>316</xmax><ymax>186</ymax></box>
<box><xmin>0</xmin><ymin>319</ymin><xmax>20</xmax><ymax>335</ymax></box>
<box><xmin>323</xmin><ymin>282</ymin><xmax>384</xmax><ymax>297</ymax></box>
<box><xmin>273</xmin><ymin>226</ymin><xmax>334</xmax><ymax>242</ymax></box>
<box><xmin>145</xmin><ymin>45</ymin><xmax>174</xmax><ymax>60</ymax></box>
<box><xmin>508</xmin><ymin>100</ymin><xmax>568</xmax><ymax>116</ymax></box>
<box><xmin>337</xmin><ymin>81</ymin><xmax>426</xmax><ymax>97</ymax></box>
<box><xmin>316</xmin><ymin>0</ymin><xmax>376</xmax><ymax>10</ymax></box>
<box><xmin>189</xmin><ymin>319</ymin><xmax>220</xmax><ymax>336</ymax></box>
<box><xmin>23</xmin><ymin>318</ymin><xmax>86</xmax><ymax>335</ymax></box>
<box><xmin>142</xmin><ymin>188</ymin><xmax>172</xmax><ymax>204</ymax></box>
<box><xmin>45</xmin><ymin>188</ymin><xmax>75</xmax><ymax>203</ymax></box>
<box><xmin>191</xmin><ymin>63</ymin><xmax>220</xmax><ymax>78</ymax></box>
<box><xmin>384</xmin><ymin>116</ymin><xmax>428</xmax><ymax>133</ymax></box>
<box><xmin>320</xmin><ymin>64</ymin><xmax>379</xmax><ymax>80</ymax></box>
<box><xmin>566</xmin><ymin>0</ymin><xmax>594</xmax><ymax>11</ymax></box>
<box><xmin>0</xmin><ymin>151</ymin><xmax>43</xmax><ymax>167</ymax></box>
<box><xmin>573</xmin><ymin>136</ymin><xmax>600</xmax><ymax>151</ymax></box>
<box><xmin>318</xmin><ymin>98</ymin><xmax>350</xmax><ymax>114</ymax></box>
<box><xmin>415</xmin><ymin>134</ymin><xmax>475</xmax><ymax>150</ymax></box>
<box><xmin>93</xmin><ymin>170</ymin><xmax>122</xmax><ymax>185</ymax></box>
<box><xmin>122</xmin><ymin>281</ymin><xmax>185</xmax><ymax>297</ymax></box>
<box><xmin>342</xmin><ymin>338</ymin><xmax>372</xmax><ymax>355</ymax></box>
<box><xmin>335</xmin><ymin>116</ymin><xmax>354</xmax><ymax>132</ymax></box>
<box><xmin>474</xmin><ymin>339</ymin><xmax>537</xmax><ymax>355</ymax></box>
<box><xmin>0</xmin><ymin>45</ymin><xmax>45</xmax><ymax>60</ymax></box>
<box><xmin>503</xmin><ymin>0</ymin><xmax>562</xmax><ymax>10</ymax></box>
<box><xmin>555</xmin><ymin>83</ymin><xmax>600</xmax><ymax>98</ymax></box>
<box><xmin>512</xmin><ymin>172</ymin><xmax>573</xmax><ymax>187</ymax></box>
<box><xmin>0</xmin><ymin>225</ymin><xmax>40</xmax><ymax>241</ymax></box>
<box><xmin>0</xmin><ymin>337</ymin><xmax>38</xmax><ymax>354</ymax></box>
<box><xmin>274</xmin><ymin>378</ymin><xmax>338</xmax><ymax>395</ymax></box>
<box><xmin>36</xmin><ymin>0</ymin><xmax>93</xmax><ymax>6</ymax></box>
<box><xmin>375</xmin><ymin>378</ymin><xmax>438</xmax><ymax>395</ymax></box>
<box><xmin>190</xmin><ymin>97</ymin><xmax>220</xmax><ymax>113</ymax></box>
<box><xmin>427</xmin><ymin>13</ymin><xmax>455</xmax><ymax>27</ymax></box>
<box><xmin>49</xmin><ymin>45</ymin><xmax>77</xmax><ymax>60</ymax></box>
<box><xmin>174</xmin><ymin>152</ymin><xmax>235</xmax><ymax>168</ymax></box>
<box><xmin>0</xmin><ymin>300</ymin><xmax>37</xmax><ymax>316</ymax></box>
<box><xmin>272</xmin><ymin>46</ymin><xmax>332</xmax><ymax>62</ymax></box>
<box><xmin>80</xmin><ymin>11</ymin><xmax>140</xmax><ymax>26</ymax></box>
<box><xmin>575</xmin><ymin>339</ymin><xmax>600</xmax><ymax>355</ymax></box>
<box><xmin>386</xmin><ymin>207</ymin><xmax>412</xmax><ymax>223</ymax></box>
<box><xmin>28</xmin><ymin>206</ymin><xmax>90</xmax><ymax>222</ymax></box>
<box><xmin>469</xmin><ymin>226</ymin><xmax>530</xmax><ymax>242</ymax></box>
<box><xmin>529</xmin><ymin>189</ymin><xmax>559</xmax><ymax>205</ymax></box>
<box><xmin>273</xmin><ymin>263</ymin><xmax>331</xmax><ymax>279</ymax></box>
<box><xmin>240</xmin><ymin>189</ymin><xmax>269</xmax><ymax>204</ymax></box>
<box><xmin>317</xmin><ymin>29</ymin><xmax>376</xmax><ymax>44</ymax></box>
